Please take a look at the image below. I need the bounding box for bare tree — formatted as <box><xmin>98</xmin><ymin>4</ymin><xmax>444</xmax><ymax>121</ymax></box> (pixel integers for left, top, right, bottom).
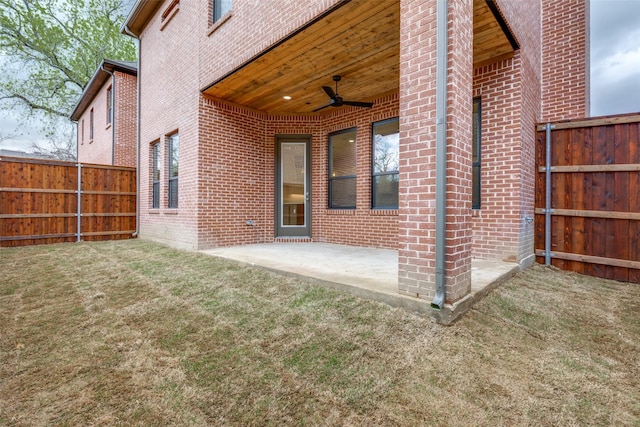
<box><xmin>0</xmin><ymin>131</ymin><xmax>18</xmax><ymax>144</ymax></box>
<box><xmin>30</xmin><ymin>117</ymin><xmax>77</xmax><ymax>160</ymax></box>
<box><xmin>374</xmin><ymin>133</ymin><xmax>400</xmax><ymax>173</ymax></box>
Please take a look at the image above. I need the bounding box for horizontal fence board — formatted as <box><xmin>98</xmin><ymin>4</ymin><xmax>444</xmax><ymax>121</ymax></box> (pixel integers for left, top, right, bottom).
<box><xmin>0</xmin><ymin>157</ymin><xmax>136</xmax><ymax>247</ymax></box>
<box><xmin>538</xmin><ymin>164</ymin><xmax>640</xmax><ymax>173</ymax></box>
<box><xmin>0</xmin><ymin>213</ymin><xmax>76</xmax><ymax>219</ymax></box>
<box><xmin>81</xmin><ymin>213</ymin><xmax>136</xmax><ymax>217</ymax></box>
<box><xmin>536</xmin><ymin>114</ymin><xmax>640</xmax><ymax>131</ymax></box>
<box><xmin>82</xmin><ymin>164</ymin><xmax>135</xmax><ymax>171</ymax></box>
<box><xmin>534</xmin><ymin>208</ymin><xmax>640</xmax><ymax>221</ymax></box>
<box><xmin>81</xmin><ymin>190</ymin><xmax>137</xmax><ymax>196</ymax></box>
<box><xmin>535</xmin><ymin>250</ymin><xmax>640</xmax><ymax>270</ymax></box>
<box><xmin>81</xmin><ymin>230</ymin><xmax>136</xmax><ymax>237</ymax></box>
<box><xmin>0</xmin><ymin>212</ymin><xmax>136</xmax><ymax>219</ymax></box>
<box><xmin>0</xmin><ymin>187</ymin><xmax>78</xmax><ymax>194</ymax></box>
<box><xmin>0</xmin><ymin>157</ymin><xmax>76</xmax><ymax>167</ymax></box>
<box><xmin>0</xmin><ymin>233</ymin><xmax>77</xmax><ymax>242</ymax></box>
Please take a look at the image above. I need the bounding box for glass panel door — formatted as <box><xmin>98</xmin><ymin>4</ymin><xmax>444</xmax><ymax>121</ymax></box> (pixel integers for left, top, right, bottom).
<box><xmin>281</xmin><ymin>142</ymin><xmax>306</xmax><ymax>227</ymax></box>
<box><xmin>276</xmin><ymin>137</ymin><xmax>311</xmax><ymax>237</ymax></box>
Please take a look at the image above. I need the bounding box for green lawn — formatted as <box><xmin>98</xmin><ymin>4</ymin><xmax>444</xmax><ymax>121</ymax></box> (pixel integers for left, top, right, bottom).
<box><xmin>1</xmin><ymin>240</ymin><xmax>639</xmax><ymax>426</ymax></box>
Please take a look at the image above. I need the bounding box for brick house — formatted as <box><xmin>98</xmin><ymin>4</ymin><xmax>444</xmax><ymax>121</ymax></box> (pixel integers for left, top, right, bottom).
<box><xmin>122</xmin><ymin>0</ymin><xmax>589</xmax><ymax>308</ymax></box>
<box><xmin>70</xmin><ymin>59</ymin><xmax>138</xmax><ymax>167</ymax></box>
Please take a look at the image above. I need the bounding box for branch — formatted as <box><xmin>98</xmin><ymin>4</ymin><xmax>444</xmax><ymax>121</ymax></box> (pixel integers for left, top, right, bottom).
<box><xmin>0</xmin><ymin>132</ymin><xmax>19</xmax><ymax>143</ymax></box>
<box><xmin>0</xmin><ymin>0</ymin><xmax>135</xmax><ymax>123</ymax></box>
<box><xmin>1</xmin><ymin>93</ymin><xmax>68</xmax><ymax>118</ymax></box>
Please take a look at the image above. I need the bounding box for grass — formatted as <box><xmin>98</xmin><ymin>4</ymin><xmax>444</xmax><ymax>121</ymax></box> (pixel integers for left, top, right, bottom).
<box><xmin>0</xmin><ymin>240</ymin><xmax>639</xmax><ymax>426</ymax></box>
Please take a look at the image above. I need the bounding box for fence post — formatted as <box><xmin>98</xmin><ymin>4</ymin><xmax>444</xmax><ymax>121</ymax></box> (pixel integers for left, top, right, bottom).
<box><xmin>77</xmin><ymin>163</ymin><xmax>82</xmax><ymax>242</ymax></box>
<box><xmin>544</xmin><ymin>123</ymin><xmax>554</xmax><ymax>265</ymax></box>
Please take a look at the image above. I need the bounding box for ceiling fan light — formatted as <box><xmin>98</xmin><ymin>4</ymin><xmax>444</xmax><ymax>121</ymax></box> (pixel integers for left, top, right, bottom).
<box><xmin>313</xmin><ymin>75</ymin><xmax>373</xmax><ymax>111</ymax></box>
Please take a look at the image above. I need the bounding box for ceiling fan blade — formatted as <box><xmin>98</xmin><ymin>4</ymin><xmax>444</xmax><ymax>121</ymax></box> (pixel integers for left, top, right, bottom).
<box><xmin>343</xmin><ymin>100</ymin><xmax>374</xmax><ymax>108</ymax></box>
<box><xmin>322</xmin><ymin>86</ymin><xmax>336</xmax><ymax>99</ymax></box>
<box><xmin>313</xmin><ymin>102</ymin><xmax>334</xmax><ymax>112</ymax></box>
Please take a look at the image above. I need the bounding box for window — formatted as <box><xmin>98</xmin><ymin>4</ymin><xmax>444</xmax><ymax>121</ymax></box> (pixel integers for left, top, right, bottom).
<box><xmin>89</xmin><ymin>108</ymin><xmax>94</xmax><ymax>141</ymax></box>
<box><xmin>106</xmin><ymin>85</ymin><xmax>113</xmax><ymax>126</ymax></box>
<box><xmin>167</xmin><ymin>133</ymin><xmax>179</xmax><ymax>208</ymax></box>
<box><xmin>329</xmin><ymin>128</ymin><xmax>357</xmax><ymax>209</ymax></box>
<box><xmin>152</xmin><ymin>143</ymin><xmax>160</xmax><ymax>209</ymax></box>
<box><xmin>472</xmin><ymin>98</ymin><xmax>481</xmax><ymax>209</ymax></box>
<box><xmin>372</xmin><ymin>118</ymin><xmax>399</xmax><ymax>209</ymax></box>
<box><xmin>213</xmin><ymin>0</ymin><xmax>231</xmax><ymax>22</ymax></box>
<box><xmin>160</xmin><ymin>0</ymin><xmax>180</xmax><ymax>29</ymax></box>
<box><xmin>162</xmin><ymin>0</ymin><xmax>179</xmax><ymax>21</ymax></box>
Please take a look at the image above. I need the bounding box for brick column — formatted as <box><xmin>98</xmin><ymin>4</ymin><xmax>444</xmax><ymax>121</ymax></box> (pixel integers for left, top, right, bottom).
<box><xmin>398</xmin><ymin>0</ymin><xmax>473</xmax><ymax>305</ymax></box>
<box><xmin>541</xmin><ymin>0</ymin><xmax>590</xmax><ymax>121</ymax></box>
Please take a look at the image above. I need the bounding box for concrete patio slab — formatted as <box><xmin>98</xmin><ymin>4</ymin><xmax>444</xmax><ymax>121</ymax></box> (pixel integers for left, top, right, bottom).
<box><xmin>201</xmin><ymin>243</ymin><xmax>520</xmax><ymax>324</ymax></box>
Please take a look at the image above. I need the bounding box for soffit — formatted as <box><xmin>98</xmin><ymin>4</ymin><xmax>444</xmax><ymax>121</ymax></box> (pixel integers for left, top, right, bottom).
<box><xmin>203</xmin><ymin>0</ymin><xmax>517</xmax><ymax>114</ymax></box>
<box><xmin>474</xmin><ymin>0</ymin><xmax>519</xmax><ymax>66</ymax></box>
<box><xmin>123</xmin><ymin>0</ymin><xmax>164</xmax><ymax>37</ymax></box>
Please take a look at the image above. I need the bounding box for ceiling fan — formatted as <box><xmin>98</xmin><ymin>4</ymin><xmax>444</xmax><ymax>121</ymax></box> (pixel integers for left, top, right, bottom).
<box><xmin>313</xmin><ymin>75</ymin><xmax>373</xmax><ymax>112</ymax></box>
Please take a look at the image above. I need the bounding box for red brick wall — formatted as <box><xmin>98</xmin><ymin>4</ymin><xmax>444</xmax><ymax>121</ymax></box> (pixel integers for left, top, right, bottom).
<box><xmin>129</xmin><ymin>0</ymin><xmax>587</xmax><ymax>307</ymax></box>
<box><xmin>77</xmin><ymin>79</ymin><xmax>113</xmax><ymax>165</ymax></box>
<box><xmin>136</xmin><ymin>0</ymin><xmax>347</xmax><ymax>250</ymax></box>
<box><xmin>133</xmin><ymin>0</ymin><xmax>563</xmax><ymax>283</ymax></box>
<box><xmin>472</xmin><ymin>58</ymin><xmax>525</xmax><ymax>262</ymax></box>
<box><xmin>444</xmin><ymin>0</ymin><xmax>474</xmax><ymax>302</ymax></box>
<box><xmin>397</xmin><ymin>0</ymin><xmax>475</xmax><ymax>303</ymax></box>
<box><xmin>195</xmin><ymin>94</ymin><xmax>400</xmax><ymax>250</ymax></box>
<box><xmin>315</xmin><ymin>94</ymin><xmax>399</xmax><ymax>249</ymax></box>
<box><xmin>113</xmin><ymin>71</ymin><xmax>137</xmax><ymax>168</ymax></box>
<box><xmin>541</xmin><ymin>0</ymin><xmax>589</xmax><ymax>121</ymax></box>
<box><xmin>469</xmin><ymin>0</ymin><xmax>541</xmax><ymax>268</ymax></box>
<box><xmin>75</xmin><ymin>70</ymin><xmax>136</xmax><ymax>167</ymax></box>
<box><xmin>397</xmin><ymin>0</ymin><xmax>439</xmax><ymax>300</ymax></box>
<box><xmin>135</xmin><ymin>0</ymin><xmax>401</xmax><ymax>251</ymax></box>
<box><xmin>197</xmin><ymin>98</ymin><xmax>270</xmax><ymax>248</ymax></box>
<box><xmin>395</xmin><ymin>0</ymin><xmax>544</xmax><ymax>301</ymax></box>
<box><xmin>137</xmin><ymin>0</ymin><xmax>201</xmax><ymax>249</ymax></box>
<box><xmin>518</xmin><ymin>21</ymin><xmax>541</xmax><ymax>267</ymax></box>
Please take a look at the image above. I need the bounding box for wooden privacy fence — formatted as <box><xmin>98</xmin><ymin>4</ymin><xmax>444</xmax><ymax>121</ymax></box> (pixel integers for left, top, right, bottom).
<box><xmin>535</xmin><ymin>114</ymin><xmax>640</xmax><ymax>283</ymax></box>
<box><xmin>0</xmin><ymin>156</ymin><xmax>136</xmax><ymax>247</ymax></box>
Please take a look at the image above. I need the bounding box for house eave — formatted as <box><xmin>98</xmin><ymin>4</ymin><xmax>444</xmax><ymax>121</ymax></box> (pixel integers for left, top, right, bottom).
<box><xmin>121</xmin><ymin>0</ymin><xmax>164</xmax><ymax>38</ymax></box>
<box><xmin>70</xmin><ymin>59</ymin><xmax>138</xmax><ymax>121</ymax></box>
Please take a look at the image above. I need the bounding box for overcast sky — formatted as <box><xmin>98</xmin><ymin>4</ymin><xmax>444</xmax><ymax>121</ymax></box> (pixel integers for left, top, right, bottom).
<box><xmin>590</xmin><ymin>0</ymin><xmax>640</xmax><ymax>116</ymax></box>
<box><xmin>1</xmin><ymin>0</ymin><xmax>640</xmax><ymax>152</ymax></box>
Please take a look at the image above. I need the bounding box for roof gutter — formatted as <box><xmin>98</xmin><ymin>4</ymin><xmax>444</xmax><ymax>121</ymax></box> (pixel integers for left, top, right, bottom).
<box><xmin>69</xmin><ymin>117</ymin><xmax>78</xmax><ymax>162</ymax></box>
<box><xmin>70</xmin><ymin>59</ymin><xmax>136</xmax><ymax>122</ymax></box>
<box><xmin>121</xmin><ymin>0</ymin><xmax>142</xmax><ymax>36</ymax></box>
<box><xmin>432</xmin><ymin>0</ymin><xmax>448</xmax><ymax>310</ymax></box>
<box><xmin>122</xmin><ymin>23</ymin><xmax>141</xmax><ymax>238</ymax></box>
<box><xmin>121</xmin><ymin>0</ymin><xmax>162</xmax><ymax>39</ymax></box>
<box><xmin>69</xmin><ymin>66</ymin><xmax>105</xmax><ymax>121</ymax></box>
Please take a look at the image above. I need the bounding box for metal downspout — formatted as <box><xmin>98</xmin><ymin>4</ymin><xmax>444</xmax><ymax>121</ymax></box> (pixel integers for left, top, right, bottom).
<box><xmin>544</xmin><ymin>123</ymin><xmax>553</xmax><ymax>265</ymax></box>
<box><xmin>70</xmin><ymin>118</ymin><xmax>78</xmax><ymax>161</ymax></box>
<box><xmin>123</xmin><ymin>24</ymin><xmax>140</xmax><ymax>238</ymax></box>
<box><xmin>100</xmin><ymin>65</ymin><xmax>116</xmax><ymax>165</ymax></box>
<box><xmin>431</xmin><ymin>0</ymin><xmax>448</xmax><ymax>310</ymax></box>
<box><xmin>77</xmin><ymin>163</ymin><xmax>82</xmax><ymax>242</ymax></box>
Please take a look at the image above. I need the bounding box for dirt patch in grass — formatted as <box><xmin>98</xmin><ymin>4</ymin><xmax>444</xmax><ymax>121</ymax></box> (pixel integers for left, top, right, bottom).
<box><xmin>1</xmin><ymin>240</ymin><xmax>639</xmax><ymax>426</ymax></box>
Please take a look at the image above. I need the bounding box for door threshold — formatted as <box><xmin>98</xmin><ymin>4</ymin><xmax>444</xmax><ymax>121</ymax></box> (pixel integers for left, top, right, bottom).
<box><xmin>274</xmin><ymin>237</ymin><xmax>313</xmax><ymax>243</ymax></box>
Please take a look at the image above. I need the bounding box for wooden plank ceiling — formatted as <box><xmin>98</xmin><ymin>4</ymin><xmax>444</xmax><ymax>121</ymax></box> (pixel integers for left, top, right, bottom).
<box><xmin>203</xmin><ymin>0</ymin><xmax>516</xmax><ymax>114</ymax></box>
